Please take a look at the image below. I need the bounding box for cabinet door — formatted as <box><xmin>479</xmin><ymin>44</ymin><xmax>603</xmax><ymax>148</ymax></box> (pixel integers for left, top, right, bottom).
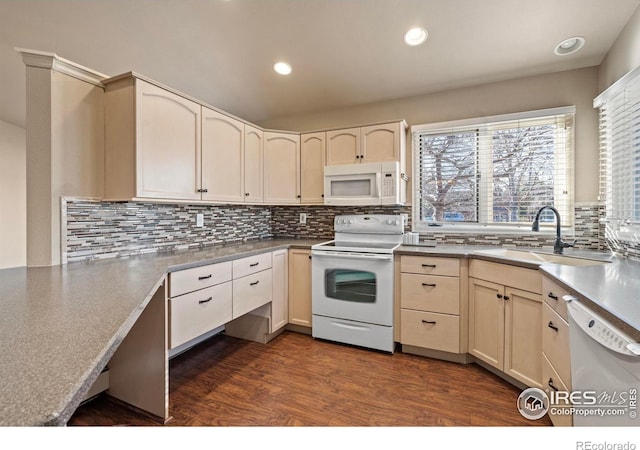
<box><xmin>504</xmin><ymin>287</ymin><xmax>543</xmax><ymax>388</ymax></box>
<box><xmin>271</xmin><ymin>249</ymin><xmax>289</xmax><ymax>332</ymax></box>
<box><xmin>300</xmin><ymin>132</ymin><xmax>326</xmax><ymax>204</ymax></box>
<box><xmin>264</xmin><ymin>132</ymin><xmax>300</xmax><ymax>204</ymax></box>
<box><xmin>468</xmin><ymin>277</ymin><xmax>504</xmax><ymax>370</ymax></box>
<box><xmin>360</xmin><ymin>122</ymin><xmax>399</xmax><ymax>163</ymax></box>
<box><xmin>244</xmin><ymin>124</ymin><xmax>264</xmax><ymax>202</ymax></box>
<box><xmin>288</xmin><ymin>249</ymin><xmax>312</xmax><ymax>327</ymax></box>
<box><xmin>326</xmin><ymin>128</ymin><xmax>360</xmax><ymax>165</ymax></box>
<box><xmin>135</xmin><ymin>79</ymin><xmax>201</xmax><ymax>200</ymax></box>
<box><xmin>201</xmin><ymin>107</ymin><xmax>244</xmax><ymax>202</ymax></box>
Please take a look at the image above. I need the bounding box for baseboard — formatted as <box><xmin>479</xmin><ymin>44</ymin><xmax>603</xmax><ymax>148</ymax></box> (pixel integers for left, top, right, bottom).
<box><xmin>285</xmin><ymin>323</ymin><xmax>312</xmax><ymax>335</ymax></box>
<box><xmin>400</xmin><ymin>345</ymin><xmax>473</xmax><ymax>364</ymax></box>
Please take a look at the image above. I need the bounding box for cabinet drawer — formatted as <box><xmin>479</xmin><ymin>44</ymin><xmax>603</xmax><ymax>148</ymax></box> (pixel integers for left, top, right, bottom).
<box><xmin>542</xmin><ymin>303</ymin><xmax>571</xmax><ymax>387</ymax></box>
<box><xmin>469</xmin><ymin>259</ymin><xmax>541</xmax><ymax>294</ymax></box>
<box><xmin>542</xmin><ymin>354</ymin><xmax>573</xmax><ymax>427</ymax></box>
<box><xmin>170</xmin><ymin>261</ymin><xmax>232</xmax><ymax>297</ymax></box>
<box><xmin>541</xmin><ymin>276</ymin><xmax>571</xmax><ymax>321</ymax></box>
<box><xmin>400</xmin><ymin>256</ymin><xmax>460</xmax><ymax>277</ymax></box>
<box><xmin>400</xmin><ymin>273</ymin><xmax>459</xmax><ymax>314</ymax></box>
<box><xmin>233</xmin><ymin>252</ymin><xmax>272</xmax><ymax>279</ymax></box>
<box><xmin>169</xmin><ymin>281</ymin><xmax>232</xmax><ymax>349</ymax></box>
<box><xmin>233</xmin><ymin>269</ymin><xmax>273</xmax><ymax>319</ymax></box>
<box><xmin>400</xmin><ymin>309</ymin><xmax>460</xmax><ymax>354</ymax></box>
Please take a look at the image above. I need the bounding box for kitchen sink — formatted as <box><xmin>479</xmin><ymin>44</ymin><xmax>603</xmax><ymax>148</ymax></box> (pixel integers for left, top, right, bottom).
<box><xmin>473</xmin><ymin>248</ymin><xmax>610</xmax><ymax>266</ymax></box>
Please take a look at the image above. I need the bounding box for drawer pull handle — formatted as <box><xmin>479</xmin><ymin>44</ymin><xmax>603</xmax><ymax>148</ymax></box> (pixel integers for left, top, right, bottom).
<box><xmin>421</xmin><ymin>264</ymin><xmax>436</xmax><ymax>268</ymax></box>
<box><xmin>198</xmin><ymin>274</ymin><xmax>212</xmax><ymax>280</ymax></box>
<box><xmin>421</xmin><ymin>320</ymin><xmax>437</xmax><ymax>325</ymax></box>
<box><xmin>249</xmin><ymin>262</ymin><xmax>260</xmax><ymax>267</ymax></box>
<box><xmin>548</xmin><ymin>378</ymin><xmax>559</xmax><ymax>392</ymax></box>
<box><xmin>496</xmin><ymin>293</ymin><xmax>503</xmax><ymax>299</ymax></box>
<box><xmin>548</xmin><ymin>292</ymin><xmax>559</xmax><ymax>301</ymax></box>
<box><xmin>421</xmin><ymin>283</ymin><xmax>436</xmax><ymax>287</ymax></box>
<box><xmin>250</xmin><ymin>280</ymin><xmax>260</xmax><ymax>286</ymax></box>
<box><xmin>548</xmin><ymin>321</ymin><xmax>559</xmax><ymax>332</ymax></box>
<box><xmin>199</xmin><ymin>297</ymin><xmax>213</xmax><ymax>304</ymax></box>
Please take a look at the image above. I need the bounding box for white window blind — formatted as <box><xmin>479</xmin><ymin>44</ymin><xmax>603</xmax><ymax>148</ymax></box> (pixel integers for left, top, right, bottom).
<box><xmin>412</xmin><ymin>107</ymin><xmax>575</xmax><ymax>231</ymax></box>
<box><xmin>595</xmin><ymin>65</ymin><xmax>640</xmax><ymax>224</ymax></box>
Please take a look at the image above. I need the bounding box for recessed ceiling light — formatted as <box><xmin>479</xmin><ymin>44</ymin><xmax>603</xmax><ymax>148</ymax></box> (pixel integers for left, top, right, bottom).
<box><xmin>404</xmin><ymin>27</ymin><xmax>428</xmax><ymax>46</ymax></box>
<box><xmin>274</xmin><ymin>61</ymin><xmax>292</xmax><ymax>75</ymax></box>
<box><xmin>554</xmin><ymin>36</ymin><xmax>585</xmax><ymax>56</ymax></box>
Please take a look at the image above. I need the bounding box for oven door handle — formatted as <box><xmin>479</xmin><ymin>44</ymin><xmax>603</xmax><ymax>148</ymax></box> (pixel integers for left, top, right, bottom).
<box><xmin>311</xmin><ymin>250</ymin><xmax>394</xmax><ymax>262</ymax></box>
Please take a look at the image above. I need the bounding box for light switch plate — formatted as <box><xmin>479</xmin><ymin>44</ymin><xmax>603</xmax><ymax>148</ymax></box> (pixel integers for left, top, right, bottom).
<box><xmin>196</xmin><ymin>213</ymin><xmax>204</xmax><ymax>227</ymax></box>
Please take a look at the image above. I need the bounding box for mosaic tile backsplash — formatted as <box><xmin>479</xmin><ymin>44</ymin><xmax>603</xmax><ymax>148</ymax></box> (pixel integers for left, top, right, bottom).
<box><xmin>64</xmin><ymin>200</ymin><xmax>272</xmax><ymax>263</ymax></box>
<box><xmin>65</xmin><ymin>200</ymin><xmax>607</xmax><ymax>263</ymax></box>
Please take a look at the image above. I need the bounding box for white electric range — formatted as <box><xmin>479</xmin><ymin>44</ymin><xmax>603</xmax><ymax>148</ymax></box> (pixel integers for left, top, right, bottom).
<box><xmin>311</xmin><ymin>214</ymin><xmax>404</xmax><ymax>353</ymax></box>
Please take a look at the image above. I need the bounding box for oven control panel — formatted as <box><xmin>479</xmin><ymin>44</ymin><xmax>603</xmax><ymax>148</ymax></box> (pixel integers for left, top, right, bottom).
<box><xmin>334</xmin><ymin>214</ymin><xmax>404</xmax><ymax>234</ymax></box>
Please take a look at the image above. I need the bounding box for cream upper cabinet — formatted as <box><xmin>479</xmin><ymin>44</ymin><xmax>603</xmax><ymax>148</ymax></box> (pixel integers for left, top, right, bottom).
<box><xmin>361</xmin><ymin>122</ymin><xmax>401</xmax><ymax>163</ymax></box>
<box><xmin>325</xmin><ymin>121</ymin><xmax>406</xmax><ymax>166</ymax></box>
<box><xmin>201</xmin><ymin>107</ymin><xmax>245</xmax><ymax>203</ymax></box>
<box><xmin>326</xmin><ymin>127</ymin><xmax>360</xmax><ymax>165</ymax></box>
<box><xmin>264</xmin><ymin>132</ymin><xmax>301</xmax><ymax>204</ymax></box>
<box><xmin>104</xmin><ymin>76</ymin><xmax>202</xmax><ymax>201</ymax></box>
<box><xmin>300</xmin><ymin>132</ymin><xmax>326</xmax><ymax>204</ymax></box>
<box><xmin>468</xmin><ymin>259</ymin><xmax>543</xmax><ymax>389</ymax></box>
<box><xmin>244</xmin><ymin>124</ymin><xmax>264</xmax><ymax>203</ymax></box>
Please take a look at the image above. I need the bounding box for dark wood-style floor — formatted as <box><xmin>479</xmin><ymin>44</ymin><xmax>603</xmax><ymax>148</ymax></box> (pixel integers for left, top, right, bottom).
<box><xmin>69</xmin><ymin>331</ymin><xmax>552</xmax><ymax>426</ymax></box>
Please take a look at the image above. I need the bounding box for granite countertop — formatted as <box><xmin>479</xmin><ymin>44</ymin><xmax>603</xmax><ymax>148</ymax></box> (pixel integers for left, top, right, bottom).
<box><xmin>2</xmin><ymin>237</ymin><xmax>637</xmax><ymax>426</ymax></box>
<box><xmin>0</xmin><ymin>238</ymin><xmax>322</xmax><ymax>426</ymax></box>
<box><xmin>398</xmin><ymin>243</ymin><xmax>638</xmax><ymax>339</ymax></box>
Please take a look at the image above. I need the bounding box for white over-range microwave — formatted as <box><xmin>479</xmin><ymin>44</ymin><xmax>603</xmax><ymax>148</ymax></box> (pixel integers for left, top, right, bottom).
<box><xmin>323</xmin><ymin>161</ymin><xmax>406</xmax><ymax>206</ymax></box>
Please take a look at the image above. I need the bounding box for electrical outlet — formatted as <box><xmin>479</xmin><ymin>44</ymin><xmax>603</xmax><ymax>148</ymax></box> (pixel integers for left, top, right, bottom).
<box><xmin>300</xmin><ymin>213</ymin><xmax>307</xmax><ymax>224</ymax></box>
<box><xmin>400</xmin><ymin>213</ymin><xmax>409</xmax><ymax>226</ymax></box>
<box><xmin>196</xmin><ymin>213</ymin><xmax>204</xmax><ymax>227</ymax></box>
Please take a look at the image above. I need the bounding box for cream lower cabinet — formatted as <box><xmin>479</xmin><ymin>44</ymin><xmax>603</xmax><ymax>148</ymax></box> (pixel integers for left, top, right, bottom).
<box><xmin>271</xmin><ymin>249</ymin><xmax>289</xmax><ymax>331</ymax></box>
<box><xmin>168</xmin><ymin>261</ymin><xmax>233</xmax><ymax>349</ymax></box>
<box><xmin>288</xmin><ymin>248</ymin><xmax>312</xmax><ymax>328</ymax></box>
<box><xmin>469</xmin><ymin>260</ymin><xmax>543</xmax><ymax>389</ymax></box>
<box><xmin>541</xmin><ymin>275</ymin><xmax>573</xmax><ymax>426</ymax></box>
<box><xmin>264</xmin><ymin>132</ymin><xmax>301</xmax><ymax>204</ymax></box>
<box><xmin>399</xmin><ymin>256</ymin><xmax>466</xmax><ymax>354</ymax></box>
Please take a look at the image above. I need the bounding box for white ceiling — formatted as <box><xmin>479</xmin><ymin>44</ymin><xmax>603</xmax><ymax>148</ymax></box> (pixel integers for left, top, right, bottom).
<box><xmin>0</xmin><ymin>0</ymin><xmax>639</xmax><ymax>129</ymax></box>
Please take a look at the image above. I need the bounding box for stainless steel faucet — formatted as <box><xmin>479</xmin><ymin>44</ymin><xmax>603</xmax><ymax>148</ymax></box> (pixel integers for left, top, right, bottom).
<box><xmin>531</xmin><ymin>206</ymin><xmax>574</xmax><ymax>254</ymax></box>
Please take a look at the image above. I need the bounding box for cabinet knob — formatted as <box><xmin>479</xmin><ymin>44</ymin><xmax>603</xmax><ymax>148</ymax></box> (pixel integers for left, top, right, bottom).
<box><xmin>297</xmin><ymin>195</ymin><xmax>301</xmax><ymax>198</ymax></box>
<box><xmin>503</xmin><ymin>295</ymin><xmax>510</xmax><ymax>301</ymax></box>
<box><xmin>245</xmin><ymin>192</ymin><xmax>250</xmax><ymax>196</ymax></box>
<box><xmin>497</xmin><ymin>293</ymin><xmax>503</xmax><ymax>299</ymax></box>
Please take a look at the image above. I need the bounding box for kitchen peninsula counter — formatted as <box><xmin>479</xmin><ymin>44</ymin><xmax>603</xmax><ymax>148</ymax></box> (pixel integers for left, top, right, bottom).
<box><xmin>0</xmin><ymin>239</ymin><xmax>322</xmax><ymax>426</ymax></box>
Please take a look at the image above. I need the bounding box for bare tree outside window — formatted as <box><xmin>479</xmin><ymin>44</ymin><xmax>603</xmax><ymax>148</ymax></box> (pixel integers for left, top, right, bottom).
<box><xmin>418</xmin><ymin>132</ymin><xmax>477</xmax><ymax>222</ymax></box>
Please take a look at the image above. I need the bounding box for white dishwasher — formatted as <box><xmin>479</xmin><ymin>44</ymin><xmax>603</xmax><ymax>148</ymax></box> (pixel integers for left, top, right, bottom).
<box><xmin>567</xmin><ymin>298</ymin><xmax>640</xmax><ymax>426</ymax></box>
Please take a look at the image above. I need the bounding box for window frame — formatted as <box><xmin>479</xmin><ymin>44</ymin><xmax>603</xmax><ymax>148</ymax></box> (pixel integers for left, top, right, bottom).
<box><xmin>411</xmin><ymin>106</ymin><xmax>576</xmax><ymax>234</ymax></box>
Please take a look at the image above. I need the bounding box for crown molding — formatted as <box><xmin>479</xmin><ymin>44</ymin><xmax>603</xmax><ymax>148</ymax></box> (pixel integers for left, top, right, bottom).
<box><xmin>15</xmin><ymin>47</ymin><xmax>109</xmax><ymax>87</ymax></box>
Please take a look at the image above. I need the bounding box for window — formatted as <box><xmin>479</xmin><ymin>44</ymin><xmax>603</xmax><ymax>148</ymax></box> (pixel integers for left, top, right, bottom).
<box><xmin>595</xmin><ymin>65</ymin><xmax>640</xmax><ymax>225</ymax></box>
<box><xmin>412</xmin><ymin>107</ymin><xmax>575</xmax><ymax>232</ymax></box>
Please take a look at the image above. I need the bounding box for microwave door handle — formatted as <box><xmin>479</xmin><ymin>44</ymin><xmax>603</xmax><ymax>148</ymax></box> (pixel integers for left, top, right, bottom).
<box><xmin>375</xmin><ymin>172</ymin><xmax>382</xmax><ymax>198</ymax></box>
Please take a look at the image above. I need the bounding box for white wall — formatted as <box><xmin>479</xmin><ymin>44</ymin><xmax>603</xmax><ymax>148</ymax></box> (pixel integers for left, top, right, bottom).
<box><xmin>259</xmin><ymin>67</ymin><xmax>601</xmax><ymax>204</ymax></box>
<box><xmin>0</xmin><ymin>119</ymin><xmax>26</xmax><ymax>269</ymax></box>
<box><xmin>599</xmin><ymin>4</ymin><xmax>640</xmax><ymax>93</ymax></box>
